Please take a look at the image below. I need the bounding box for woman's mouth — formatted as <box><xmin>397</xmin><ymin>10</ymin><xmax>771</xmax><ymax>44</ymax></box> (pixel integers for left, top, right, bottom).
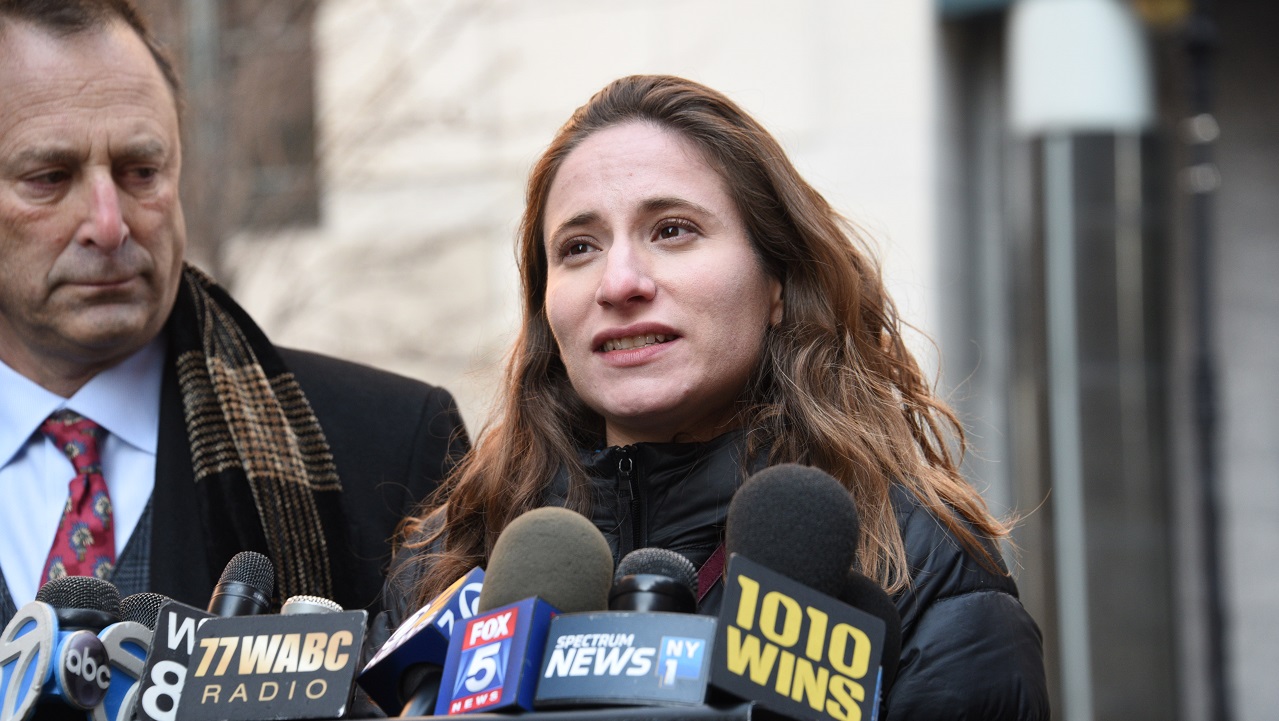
<box><xmin>601</xmin><ymin>333</ymin><xmax>674</xmax><ymax>352</ymax></box>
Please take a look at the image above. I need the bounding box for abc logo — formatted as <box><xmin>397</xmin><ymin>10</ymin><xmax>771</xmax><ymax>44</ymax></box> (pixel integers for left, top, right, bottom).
<box><xmin>58</xmin><ymin>630</ymin><xmax>112</xmax><ymax>710</ymax></box>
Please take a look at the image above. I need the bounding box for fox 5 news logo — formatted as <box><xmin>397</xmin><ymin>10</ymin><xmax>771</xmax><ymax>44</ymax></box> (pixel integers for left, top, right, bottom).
<box><xmin>448</xmin><ymin>608</ymin><xmax>518</xmax><ymax>714</ymax></box>
<box><xmin>657</xmin><ymin>636</ymin><xmax>706</xmax><ymax>689</ymax></box>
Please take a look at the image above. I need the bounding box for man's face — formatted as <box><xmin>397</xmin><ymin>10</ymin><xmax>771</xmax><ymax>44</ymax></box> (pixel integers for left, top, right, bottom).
<box><xmin>0</xmin><ymin>19</ymin><xmax>186</xmax><ymax>393</ymax></box>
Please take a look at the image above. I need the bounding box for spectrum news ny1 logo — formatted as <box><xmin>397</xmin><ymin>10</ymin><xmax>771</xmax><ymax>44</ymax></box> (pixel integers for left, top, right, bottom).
<box><xmin>175</xmin><ymin>611</ymin><xmax>367</xmax><ymax>721</ymax></box>
<box><xmin>711</xmin><ymin>555</ymin><xmax>887</xmax><ymax>721</ymax></box>
<box><xmin>534</xmin><ymin>611</ymin><xmax>717</xmax><ymax>707</ymax></box>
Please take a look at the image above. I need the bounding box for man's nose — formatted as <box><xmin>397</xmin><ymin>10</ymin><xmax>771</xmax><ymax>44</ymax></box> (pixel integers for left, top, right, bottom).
<box><xmin>78</xmin><ymin>172</ymin><xmax>129</xmax><ymax>250</ymax></box>
<box><xmin>595</xmin><ymin>241</ymin><xmax>657</xmax><ymax>307</ymax></box>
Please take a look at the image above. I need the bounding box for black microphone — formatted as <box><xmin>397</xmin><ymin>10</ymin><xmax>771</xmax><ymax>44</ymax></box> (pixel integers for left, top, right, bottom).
<box><xmin>840</xmin><ymin>573</ymin><xmax>901</xmax><ymax>697</ymax></box>
<box><xmin>713</xmin><ymin>464</ymin><xmax>895</xmax><ymax>721</ymax></box>
<box><xmin>120</xmin><ymin>593</ymin><xmax>170</xmax><ymax>630</ymax></box>
<box><xmin>536</xmin><ymin>547</ymin><xmax>716</xmax><ymax>710</ymax></box>
<box><xmin>207</xmin><ymin>551</ymin><xmax>274</xmax><ymax>617</ymax></box>
<box><xmin>725</xmin><ymin>463</ymin><xmax>860</xmax><ymax>598</ymax></box>
<box><xmin>135</xmin><ymin>552</ymin><xmax>272</xmax><ymax>721</ymax></box>
<box><xmin>609</xmin><ymin>547</ymin><xmax>698</xmax><ymax>613</ymax></box>
<box><xmin>93</xmin><ymin>593</ymin><xmax>169</xmax><ymax>721</ymax></box>
<box><xmin>36</xmin><ymin>576</ymin><xmax>122</xmax><ymax>634</ymax></box>
<box><xmin>433</xmin><ymin>506</ymin><xmax>614</xmax><ymax>715</ymax></box>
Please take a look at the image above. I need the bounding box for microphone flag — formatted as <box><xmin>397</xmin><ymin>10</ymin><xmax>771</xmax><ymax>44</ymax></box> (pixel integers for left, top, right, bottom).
<box><xmin>0</xmin><ymin>602</ymin><xmax>57</xmax><ymax>721</ymax></box>
<box><xmin>94</xmin><ymin>618</ymin><xmax>153</xmax><ymax>721</ymax></box>
<box><xmin>358</xmin><ymin>566</ymin><xmax>484</xmax><ymax>712</ymax></box>
<box><xmin>711</xmin><ymin>554</ymin><xmax>887</xmax><ymax>721</ymax></box>
<box><xmin>434</xmin><ymin>597</ymin><xmax>556</xmax><ymax>715</ymax></box>
<box><xmin>135</xmin><ymin>600</ymin><xmax>215</xmax><ymax>721</ymax></box>
<box><xmin>535</xmin><ymin>611</ymin><xmax>716</xmax><ymax>708</ymax></box>
<box><xmin>0</xmin><ymin>600</ymin><xmax>114</xmax><ymax>720</ymax></box>
<box><xmin>177</xmin><ymin>609</ymin><xmax>367</xmax><ymax>720</ymax></box>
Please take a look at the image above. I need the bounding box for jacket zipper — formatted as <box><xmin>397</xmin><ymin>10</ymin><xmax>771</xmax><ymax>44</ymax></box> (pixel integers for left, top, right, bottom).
<box><xmin>617</xmin><ymin>446</ymin><xmax>642</xmax><ymax>556</ymax></box>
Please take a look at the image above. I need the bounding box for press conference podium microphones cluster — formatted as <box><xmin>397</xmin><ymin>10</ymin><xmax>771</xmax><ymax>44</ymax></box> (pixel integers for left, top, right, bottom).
<box><xmin>3</xmin><ymin>463</ymin><xmax>903</xmax><ymax>721</ymax></box>
<box><xmin>1</xmin><ymin>550</ymin><xmax>372</xmax><ymax>721</ymax></box>
<box><xmin>360</xmin><ymin>463</ymin><xmax>903</xmax><ymax>721</ymax></box>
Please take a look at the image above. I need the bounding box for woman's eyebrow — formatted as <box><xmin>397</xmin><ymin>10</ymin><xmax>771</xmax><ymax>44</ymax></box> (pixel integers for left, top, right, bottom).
<box><xmin>640</xmin><ymin>196</ymin><xmax>714</xmax><ymax>217</ymax></box>
<box><xmin>549</xmin><ymin>210</ymin><xmax>601</xmax><ymax>240</ymax></box>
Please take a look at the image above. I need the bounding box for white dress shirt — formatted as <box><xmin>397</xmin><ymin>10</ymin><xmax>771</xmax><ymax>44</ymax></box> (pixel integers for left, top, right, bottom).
<box><xmin>0</xmin><ymin>337</ymin><xmax>164</xmax><ymax>607</ymax></box>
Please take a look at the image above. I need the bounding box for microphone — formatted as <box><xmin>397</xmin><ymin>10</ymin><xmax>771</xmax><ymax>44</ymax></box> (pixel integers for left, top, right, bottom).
<box><xmin>280</xmin><ymin>595</ymin><xmax>343</xmax><ymax>616</ymax></box>
<box><xmin>840</xmin><ymin>573</ymin><xmax>901</xmax><ymax>698</ymax></box>
<box><xmin>0</xmin><ymin>577</ymin><xmax>118</xmax><ymax>721</ymax></box>
<box><xmin>609</xmin><ymin>547</ymin><xmax>698</xmax><ymax>613</ymax></box>
<box><xmin>92</xmin><ymin>593</ymin><xmax>169</xmax><ymax>721</ymax></box>
<box><xmin>136</xmin><ymin>551</ymin><xmax>270</xmax><ymax>721</ymax></box>
<box><xmin>120</xmin><ymin>593</ymin><xmax>170</xmax><ymax>630</ymax></box>
<box><xmin>712</xmin><ymin>463</ymin><xmax>896</xmax><ymax>721</ymax></box>
<box><xmin>207</xmin><ymin>551</ymin><xmax>275</xmax><ymax>617</ymax></box>
<box><xmin>434</xmin><ymin>506</ymin><xmax>614</xmax><ymax>715</ymax></box>
<box><xmin>724</xmin><ymin>463</ymin><xmax>860</xmax><ymax>598</ymax></box>
<box><xmin>357</xmin><ymin>567</ymin><xmax>486</xmax><ymax>715</ymax></box>
<box><xmin>273</xmin><ymin>596</ymin><xmax>387</xmax><ymax>719</ymax></box>
<box><xmin>475</xmin><ymin>506</ymin><xmax>614</xmax><ymax>615</ymax></box>
<box><xmin>535</xmin><ymin>547</ymin><xmax>716</xmax><ymax>710</ymax></box>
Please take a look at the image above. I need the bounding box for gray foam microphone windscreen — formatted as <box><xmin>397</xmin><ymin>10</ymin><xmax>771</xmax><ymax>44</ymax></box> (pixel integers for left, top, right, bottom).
<box><xmin>477</xmin><ymin>506</ymin><xmax>614</xmax><ymax>614</ymax></box>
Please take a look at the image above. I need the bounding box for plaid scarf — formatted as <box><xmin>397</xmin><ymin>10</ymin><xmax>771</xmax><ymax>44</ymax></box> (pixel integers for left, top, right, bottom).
<box><xmin>168</xmin><ymin>265</ymin><xmax>344</xmax><ymax>602</ymax></box>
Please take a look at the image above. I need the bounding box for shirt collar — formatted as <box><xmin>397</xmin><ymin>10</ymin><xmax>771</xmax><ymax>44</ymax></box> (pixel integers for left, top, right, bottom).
<box><xmin>0</xmin><ymin>357</ymin><xmax>65</xmax><ymax>469</ymax></box>
<box><xmin>0</xmin><ymin>337</ymin><xmax>166</xmax><ymax>466</ymax></box>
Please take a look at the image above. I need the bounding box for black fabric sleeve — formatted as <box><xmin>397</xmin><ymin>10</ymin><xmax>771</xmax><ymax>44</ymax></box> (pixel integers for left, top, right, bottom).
<box><xmin>887</xmin><ymin>589</ymin><xmax>1050</xmax><ymax>721</ymax></box>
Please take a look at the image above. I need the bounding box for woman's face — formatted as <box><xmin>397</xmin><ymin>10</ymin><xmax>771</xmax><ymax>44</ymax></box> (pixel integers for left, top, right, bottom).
<box><xmin>543</xmin><ymin>121</ymin><xmax>783</xmax><ymax>447</ymax></box>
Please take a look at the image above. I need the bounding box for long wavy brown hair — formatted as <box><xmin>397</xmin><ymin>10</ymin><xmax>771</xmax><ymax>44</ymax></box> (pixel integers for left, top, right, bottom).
<box><xmin>397</xmin><ymin>74</ymin><xmax>1008</xmax><ymax>606</ymax></box>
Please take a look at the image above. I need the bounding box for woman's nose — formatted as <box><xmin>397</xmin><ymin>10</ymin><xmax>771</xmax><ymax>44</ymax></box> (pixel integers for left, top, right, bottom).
<box><xmin>595</xmin><ymin>242</ymin><xmax>657</xmax><ymax>307</ymax></box>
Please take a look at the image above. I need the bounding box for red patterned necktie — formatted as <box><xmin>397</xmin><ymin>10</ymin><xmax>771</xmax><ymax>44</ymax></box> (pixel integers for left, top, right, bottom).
<box><xmin>40</xmin><ymin>410</ymin><xmax>115</xmax><ymax>584</ymax></box>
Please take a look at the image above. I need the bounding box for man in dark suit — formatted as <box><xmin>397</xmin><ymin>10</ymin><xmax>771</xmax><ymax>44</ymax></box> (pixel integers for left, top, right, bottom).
<box><xmin>0</xmin><ymin>0</ymin><xmax>467</xmax><ymax>629</ymax></box>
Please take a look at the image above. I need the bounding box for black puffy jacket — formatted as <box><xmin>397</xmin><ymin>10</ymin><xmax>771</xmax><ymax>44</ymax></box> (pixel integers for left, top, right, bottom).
<box><xmin>381</xmin><ymin>433</ymin><xmax>1050</xmax><ymax>720</ymax></box>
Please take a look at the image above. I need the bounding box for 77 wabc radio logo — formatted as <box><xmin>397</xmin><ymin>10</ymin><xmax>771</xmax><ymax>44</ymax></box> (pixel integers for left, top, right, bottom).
<box><xmin>448</xmin><ymin>608</ymin><xmax>518</xmax><ymax>714</ymax></box>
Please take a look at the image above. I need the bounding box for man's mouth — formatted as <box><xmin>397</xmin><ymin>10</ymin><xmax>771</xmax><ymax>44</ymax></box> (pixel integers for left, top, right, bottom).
<box><xmin>601</xmin><ymin>334</ymin><xmax>674</xmax><ymax>352</ymax></box>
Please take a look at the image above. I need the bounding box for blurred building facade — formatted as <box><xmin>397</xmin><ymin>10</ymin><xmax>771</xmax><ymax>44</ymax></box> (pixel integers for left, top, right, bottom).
<box><xmin>140</xmin><ymin>1</ymin><xmax>1276</xmax><ymax>719</ymax></box>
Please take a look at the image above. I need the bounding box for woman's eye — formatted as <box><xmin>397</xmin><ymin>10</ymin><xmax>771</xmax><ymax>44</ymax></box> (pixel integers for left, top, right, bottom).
<box><xmin>566</xmin><ymin>241</ymin><xmax>593</xmax><ymax>256</ymax></box>
<box><xmin>656</xmin><ymin>220</ymin><xmax>696</xmax><ymax>240</ymax></box>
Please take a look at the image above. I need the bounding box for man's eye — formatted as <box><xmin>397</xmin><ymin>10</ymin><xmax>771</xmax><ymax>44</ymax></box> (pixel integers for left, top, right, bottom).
<box><xmin>123</xmin><ymin>167</ymin><xmax>159</xmax><ymax>182</ymax></box>
<box><xmin>28</xmin><ymin>170</ymin><xmax>71</xmax><ymax>186</ymax></box>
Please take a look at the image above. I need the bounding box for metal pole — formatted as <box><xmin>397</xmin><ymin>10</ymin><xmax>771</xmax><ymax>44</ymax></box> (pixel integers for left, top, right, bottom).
<box><xmin>1184</xmin><ymin>1</ymin><xmax>1229</xmax><ymax>719</ymax></box>
<box><xmin>1044</xmin><ymin>134</ymin><xmax>1095</xmax><ymax>721</ymax></box>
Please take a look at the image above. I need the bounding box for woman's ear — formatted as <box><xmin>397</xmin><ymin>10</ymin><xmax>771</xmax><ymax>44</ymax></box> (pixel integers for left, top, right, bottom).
<box><xmin>769</xmin><ymin>278</ymin><xmax>784</xmax><ymax>326</ymax></box>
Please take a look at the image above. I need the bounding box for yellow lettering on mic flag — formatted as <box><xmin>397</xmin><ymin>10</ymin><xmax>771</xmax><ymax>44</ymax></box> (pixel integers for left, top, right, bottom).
<box><xmin>712</xmin><ymin>556</ymin><xmax>883</xmax><ymax>721</ymax></box>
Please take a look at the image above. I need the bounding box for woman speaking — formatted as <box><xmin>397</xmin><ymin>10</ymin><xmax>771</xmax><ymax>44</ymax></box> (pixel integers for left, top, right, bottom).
<box><xmin>384</xmin><ymin>75</ymin><xmax>1049</xmax><ymax>720</ymax></box>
